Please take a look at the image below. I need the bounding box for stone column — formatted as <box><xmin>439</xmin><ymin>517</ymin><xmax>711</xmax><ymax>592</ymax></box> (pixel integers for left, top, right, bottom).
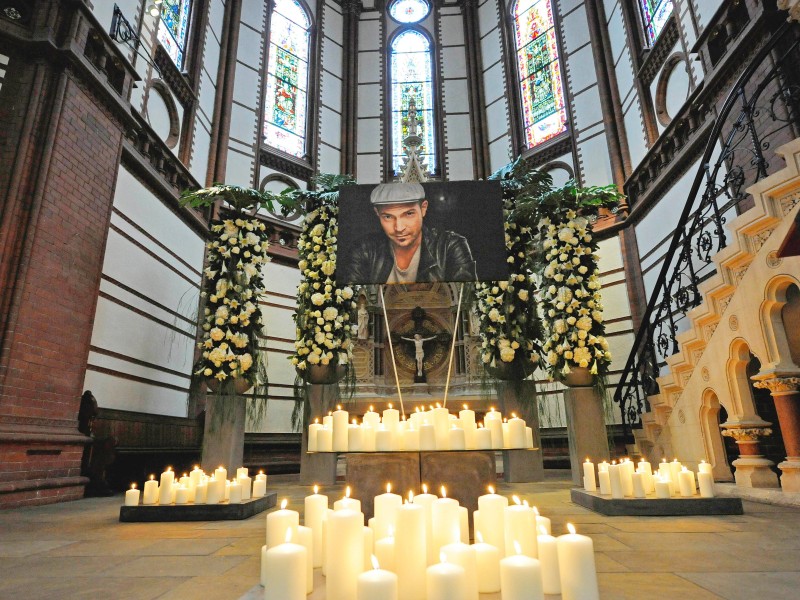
<box><xmin>563</xmin><ymin>370</ymin><xmax>610</xmax><ymax>486</ymax></box>
<box><xmin>299</xmin><ymin>383</ymin><xmax>338</xmax><ymax>485</ymax></box>
<box><xmin>721</xmin><ymin>426</ymin><xmax>780</xmax><ymax>488</ymax></box>
<box><xmin>753</xmin><ymin>375</ymin><xmax>800</xmax><ymax>492</ymax></box>
<box><xmin>201</xmin><ymin>395</ymin><xmax>246</xmax><ymax>472</ymax></box>
<box><xmin>497</xmin><ymin>380</ymin><xmax>544</xmax><ymax>482</ymax></box>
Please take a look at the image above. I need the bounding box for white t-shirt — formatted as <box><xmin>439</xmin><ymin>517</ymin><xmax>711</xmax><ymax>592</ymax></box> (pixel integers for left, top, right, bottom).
<box><xmin>386</xmin><ymin>244</ymin><xmax>422</xmax><ymax>284</ymax></box>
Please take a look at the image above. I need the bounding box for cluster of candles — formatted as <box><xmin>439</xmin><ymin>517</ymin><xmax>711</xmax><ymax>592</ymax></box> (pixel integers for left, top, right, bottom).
<box><xmin>261</xmin><ymin>484</ymin><xmax>599</xmax><ymax>600</ymax></box>
<box><xmin>123</xmin><ymin>466</ymin><xmax>268</xmax><ymax>506</ymax></box>
<box><xmin>582</xmin><ymin>458</ymin><xmax>715</xmax><ymax>499</ymax></box>
<box><xmin>309</xmin><ymin>404</ymin><xmax>535</xmax><ymax>453</ymax></box>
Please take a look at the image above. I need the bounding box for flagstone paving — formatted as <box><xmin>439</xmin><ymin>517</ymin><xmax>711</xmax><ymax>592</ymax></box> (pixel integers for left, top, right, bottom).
<box><xmin>1</xmin><ymin>471</ymin><xmax>799</xmax><ymax>599</ymax></box>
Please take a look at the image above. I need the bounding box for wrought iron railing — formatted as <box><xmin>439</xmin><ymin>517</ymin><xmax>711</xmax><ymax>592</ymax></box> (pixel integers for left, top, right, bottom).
<box><xmin>614</xmin><ymin>21</ymin><xmax>800</xmax><ymax>436</ymax></box>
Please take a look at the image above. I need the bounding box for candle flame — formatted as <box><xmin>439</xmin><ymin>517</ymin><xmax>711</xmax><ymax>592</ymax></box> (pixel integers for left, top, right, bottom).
<box><xmin>388</xmin><ymin>403</ymin><xmax>393</xmax><ymax>409</ymax></box>
<box><xmin>440</xmin><ymin>486</ymin><xmax>447</xmax><ymax>498</ymax></box>
<box><xmin>488</xmin><ymin>485</ymin><xmax>495</xmax><ymax>494</ymax></box>
<box><xmin>476</xmin><ymin>531</ymin><xmax>484</xmax><ymax>544</ymax></box>
<box><xmin>337</xmin><ymin>405</ymin><xmax>342</xmax><ymax>410</ymax></box>
<box><xmin>281</xmin><ymin>499</ymin><xmax>288</xmax><ymax>510</ymax></box>
<box><xmin>567</xmin><ymin>523</ymin><xmax>576</xmax><ymax>535</ymax></box>
<box><xmin>167</xmin><ymin>467</ymin><xmax>172</xmax><ymax>472</ymax></box>
<box><xmin>463</xmin><ymin>404</ymin><xmax>468</xmax><ymax>410</ymax></box>
<box><xmin>478</xmin><ymin>422</ymin><xmax>484</xmax><ymax>428</ymax></box>
<box><xmin>514</xmin><ymin>541</ymin><xmax>522</xmax><ymax>555</ymax></box>
<box><xmin>681</xmin><ymin>466</ymin><xmax>688</xmax><ymax>472</ymax></box>
<box><xmin>353</xmin><ymin>418</ymin><xmax>357</xmax><ymax>424</ymax></box>
<box><xmin>371</xmin><ymin>555</ymin><xmax>380</xmax><ymax>570</ymax></box>
<box><xmin>701</xmin><ymin>459</ymin><xmax>707</xmax><ymax>464</ymax></box>
<box><xmin>662</xmin><ymin>458</ymin><xmax>667</xmax><ymax>463</ymax></box>
<box><xmin>149</xmin><ymin>475</ymin><xmax>154</xmax><ymax>480</ymax></box>
<box><xmin>513</xmin><ymin>495</ymin><xmax>521</xmax><ymax>505</ymax></box>
<box><xmin>346</xmin><ymin>486</ymin><xmax>351</xmax><ymax>498</ymax></box>
<box><xmin>504</xmin><ymin>418</ymin><xmax>508</xmax><ymax>423</ymax></box>
<box><xmin>183</xmin><ymin>473</ymin><xmax>188</xmax><ymax>478</ymax></box>
<box><xmin>533</xmin><ymin>506</ymin><xmax>540</xmax><ymax>516</ymax></box>
<box><xmin>259</xmin><ymin>470</ymin><xmax>264</xmax><ymax>475</ymax></box>
<box><xmin>436</xmin><ymin>403</ymin><xmax>441</xmax><ymax>408</ymax></box>
<box><xmin>511</xmin><ymin>413</ymin><xmax>517</xmax><ymax>419</ymax></box>
<box><xmin>194</xmin><ymin>465</ymin><xmax>199</xmax><ymax>470</ymax></box>
<box><xmin>285</xmin><ymin>528</ymin><xmax>293</xmax><ymax>543</ymax></box>
<box><xmin>313</xmin><ymin>485</ymin><xmax>319</xmax><ymax>494</ymax></box>
<box><xmin>408</xmin><ymin>491</ymin><xmax>414</xmax><ymax>502</ymax></box>
<box><xmin>422</xmin><ymin>484</ymin><xmax>428</xmax><ymax>494</ymax></box>
<box><xmin>369</xmin><ymin>405</ymin><xmax>374</xmax><ymax>412</ymax></box>
<box><xmin>523</xmin><ymin>500</ymin><xmax>530</xmax><ymax>508</ymax></box>
<box><xmin>490</xmin><ymin>407</ymin><xmax>495</xmax><ymax>412</ymax></box>
<box><xmin>386</xmin><ymin>483</ymin><xmax>392</xmax><ymax>494</ymax></box>
<box><xmin>131</xmin><ymin>483</ymin><xmax>137</xmax><ymax>489</ymax></box>
<box><xmin>586</xmin><ymin>457</ymin><xmax>591</xmax><ymax>463</ymax></box>
<box><xmin>440</xmin><ymin>551</ymin><xmax>447</xmax><ymax>564</ymax></box>
<box><xmin>673</xmin><ymin>458</ymin><xmax>678</xmax><ymax>463</ymax></box>
<box><xmin>538</xmin><ymin>525</ymin><xmax>548</xmax><ymax>536</ymax></box>
<box><xmin>314</xmin><ymin>418</ymin><xmax>319</xmax><ymax>424</ymax></box>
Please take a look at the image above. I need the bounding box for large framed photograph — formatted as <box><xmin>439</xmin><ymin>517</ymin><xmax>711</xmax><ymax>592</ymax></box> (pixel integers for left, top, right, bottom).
<box><xmin>337</xmin><ymin>180</ymin><xmax>509</xmax><ymax>285</ymax></box>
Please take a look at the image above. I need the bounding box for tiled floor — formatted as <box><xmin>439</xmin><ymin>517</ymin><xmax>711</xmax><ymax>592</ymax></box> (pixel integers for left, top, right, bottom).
<box><xmin>1</xmin><ymin>473</ymin><xmax>799</xmax><ymax>599</ymax></box>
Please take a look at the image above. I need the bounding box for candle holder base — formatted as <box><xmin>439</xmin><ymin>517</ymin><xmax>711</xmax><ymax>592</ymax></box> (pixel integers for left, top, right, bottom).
<box><xmin>570</xmin><ymin>488</ymin><xmax>743</xmax><ymax>516</ymax></box>
<box><xmin>119</xmin><ymin>492</ymin><xmax>277</xmax><ymax>522</ymax></box>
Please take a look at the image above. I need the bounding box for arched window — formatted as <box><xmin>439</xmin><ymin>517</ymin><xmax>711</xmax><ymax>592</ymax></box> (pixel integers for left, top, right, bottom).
<box><xmin>639</xmin><ymin>0</ymin><xmax>673</xmax><ymax>45</ymax></box>
<box><xmin>263</xmin><ymin>0</ymin><xmax>311</xmax><ymax>159</ymax></box>
<box><xmin>512</xmin><ymin>0</ymin><xmax>567</xmax><ymax>150</ymax></box>
<box><xmin>389</xmin><ymin>29</ymin><xmax>436</xmax><ymax>176</ymax></box>
<box><xmin>157</xmin><ymin>0</ymin><xmax>192</xmax><ymax>69</ymax></box>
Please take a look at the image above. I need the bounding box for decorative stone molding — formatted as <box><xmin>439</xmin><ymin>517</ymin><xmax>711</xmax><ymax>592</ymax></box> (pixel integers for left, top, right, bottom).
<box><xmin>780</xmin><ymin>191</ymin><xmax>800</xmax><ymax>216</ymax></box>
<box><xmin>766</xmin><ymin>251</ymin><xmax>783</xmax><ymax>268</ymax></box>
<box><xmin>722</xmin><ymin>427</ymin><xmax>773</xmax><ymax>442</ymax></box>
<box><xmin>752</xmin><ymin>376</ymin><xmax>800</xmax><ymax>395</ymax></box>
<box><xmin>778</xmin><ymin>0</ymin><xmax>800</xmax><ymax>22</ymax></box>
<box><xmin>728</xmin><ymin>315</ymin><xmax>739</xmax><ymax>331</ymax></box>
<box><xmin>751</xmin><ymin>228</ymin><xmax>773</xmax><ymax>252</ymax></box>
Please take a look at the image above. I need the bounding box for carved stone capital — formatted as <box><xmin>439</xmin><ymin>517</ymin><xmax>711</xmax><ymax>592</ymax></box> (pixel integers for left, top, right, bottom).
<box><xmin>340</xmin><ymin>0</ymin><xmax>362</xmax><ymax>16</ymax></box>
<box><xmin>778</xmin><ymin>0</ymin><xmax>800</xmax><ymax>22</ymax></box>
<box><xmin>752</xmin><ymin>376</ymin><xmax>800</xmax><ymax>395</ymax></box>
<box><xmin>721</xmin><ymin>427</ymin><xmax>773</xmax><ymax>442</ymax></box>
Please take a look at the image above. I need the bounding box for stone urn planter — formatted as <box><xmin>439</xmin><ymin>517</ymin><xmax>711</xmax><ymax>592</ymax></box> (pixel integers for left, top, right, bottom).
<box><xmin>301</xmin><ymin>363</ymin><xmax>347</xmax><ymax>385</ymax></box>
<box><xmin>485</xmin><ymin>357</ymin><xmax>534</xmax><ymax>381</ymax></box>
<box><xmin>563</xmin><ymin>366</ymin><xmax>593</xmax><ymax>387</ymax></box>
<box><xmin>205</xmin><ymin>377</ymin><xmax>252</xmax><ymax>395</ymax></box>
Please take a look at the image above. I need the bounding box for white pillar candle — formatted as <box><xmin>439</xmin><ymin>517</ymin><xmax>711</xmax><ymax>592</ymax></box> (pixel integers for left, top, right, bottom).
<box><xmin>432</xmin><ymin>491</ymin><xmax>461</xmax><ymax>559</ymax></box>
<box><xmin>334</xmin><ymin>486</ymin><xmax>362</xmax><ymax>513</ymax></box>
<box><xmin>124</xmin><ymin>484</ymin><xmax>140</xmax><ymax>506</ymax></box>
<box><xmin>383</xmin><ymin>405</ymin><xmax>400</xmax><ymax>449</ymax></box>
<box><xmin>238</xmin><ymin>475</ymin><xmax>251</xmax><ymax>500</ymax></box>
<box><xmin>308</xmin><ymin>421</ymin><xmax>322</xmax><ymax>452</ymax></box>
<box><xmin>500</xmin><ymin>547</ymin><xmax>544</xmax><ymax>600</ymax></box>
<box><xmin>487</xmin><ymin>419</ymin><xmax>504</xmax><ymax>449</ymax></box>
<box><xmin>236</xmin><ymin>467</ymin><xmax>248</xmax><ymax>479</ymax></box>
<box><xmin>508</xmin><ymin>415</ymin><xmax>526</xmax><ymax>448</ymax></box>
<box><xmin>158</xmin><ymin>468</ymin><xmax>174</xmax><ymax>505</ymax></box>
<box><xmin>297</xmin><ymin>525</ymin><xmax>314</xmax><ymax>594</ymax></box>
<box><xmin>699</xmin><ymin>460</ymin><xmax>713</xmax><ymax>475</ymax></box>
<box><xmin>557</xmin><ymin>524</ymin><xmax>599</xmax><ymax>600</ymax></box>
<box><xmin>189</xmin><ymin>466</ymin><xmax>203</xmax><ymax>489</ymax></box>
<box><xmin>395</xmin><ymin>499</ymin><xmax>427</xmax><ymax>600</ymax></box>
<box><xmin>403</xmin><ymin>427</ymin><xmax>420</xmax><ymax>451</ymax></box>
<box><xmin>478</xmin><ymin>486</ymin><xmax>508</xmax><ymax>554</ymax></box>
<box><xmin>537</xmin><ymin>528</ymin><xmax>561</xmax><ymax>595</ymax></box>
<box><xmin>504</xmin><ymin>497</ymin><xmax>537</xmax><ymax>558</ymax></box>
<box><xmin>304</xmin><ymin>486</ymin><xmax>328</xmax><ymax>567</ymax></box>
<box><xmin>432</xmin><ymin>406</ymin><xmax>451</xmax><ymax>450</ymax></box>
<box><xmin>669</xmin><ymin>460</ymin><xmax>683</xmax><ymax>494</ymax></box>
<box><xmin>363</xmin><ymin>526</ymin><xmax>374</xmax><ymax>570</ymax></box>
<box><xmin>205</xmin><ymin>477</ymin><xmax>224</xmax><ymax>505</ymax></box>
<box><xmin>321</xmin><ymin>508</ymin><xmax>334</xmax><ymax>575</ymax></box>
<box><xmin>413</xmin><ymin>486</ymin><xmax>438</xmax><ymax>565</ymax></box>
<box><xmin>214</xmin><ymin>466</ymin><xmax>227</xmax><ymax>482</ymax></box>
<box><xmin>533</xmin><ymin>508</ymin><xmax>551</xmax><ymax>536</ymax></box>
<box><xmin>655</xmin><ymin>476</ymin><xmax>671</xmax><ymax>499</ymax></box>
<box><xmin>374</xmin><ymin>484</ymin><xmax>402</xmax><ymax>539</ymax></box>
<box><xmin>179</xmin><ymin>475</ymin><xmax>191</xmax><ymax>499</ymax></box>
<box><xmin>174</xmin><ymin>485</ymin><xmax>190</xmax><ymax>505</ymax></box>
<box><xmin>348</xmin><ymin>421</ymin><xmax>363</xmax><ymax>452</ymax></box>
<box><xmin>375</xmin><ymin>427</ymin><xmax>393</xmax><ymax>452</ymax></box>
<box><xmin>194</xmin><ymin>481</ymin><xmax>207</xmax><ymax>504</ymax></box>
<box><xmin>638</xmin><ymin>459</ymin><xmax>653</xmax><ymax>478</ymax></box>
<box><xmin>427</xmin><ymin>556</ymin><xmax>467</xmax><ymax>600</ymax></box>
<box><xmin>658</xmin><ymin>459</ymin><xmax>670</xmax><ymax>479</ymax></box>
<box><xmin>228</xmin><ymin>479</ymin><xmax>242</xmax><ymax>504</ymax></box>
<box><xmin>583</xmin><ymin>459</ymin><xmax>596</xmax><ymax>492</ymax></box>
<box><xmin>698</xmin><ymin>472</ymin><xmax>714</xmax><ymax>497</ymax></box>
<box><xmin>361</xmin><ymin>423</ymin><xmax>376</xmax><ymax>452</ymax></box>
<box><xmin>260</xmin><ymin>543</ymin><xmax>268</xmax><ymax>585</ymax></box>
<box><xmin>475</xmin><ymin>426</ymin><xmax>492</xmax><ymax>450</ymax></box>
<box><xmin>442</xmin><ymin>542</ymin><xmax>478</xmax><ymax>600</ymax></box>
<box><xmin>598</xmin><ymin>460</ymin><xmax>609</xmax><ymax>473</ymax></box>
<box><xmin>632</xmin><ymin>472</ymin><xmax>646</xmax><ymax>498</ymax></box>
<box><xmin>323</xmin><ymin>414</ymin><xmax>333</xmax><ymax>429</ymax></box>
<box><xmin>326</xmin><ymin>508</ymin><xmax>365</xmax><ymax>600</ymax></box>
<box><xmin>263</xmin><ymin>536</ymin><xmax>306</xmax><ymax>600</ymax></box>
<box><xmin>620</xmin><ymin>459</ymin><xmax>635</xmax><ymax>497</ymax></box>
<box><xmin>679</xmin><ymin>467</ymin><xmax>696</xmax><ymax>497</ymax></box>
<box><xmin>449</xmin><ymin>427</ymin><xmax>466</xmax><ymax>450</ymax></box>
<box><xmin>363</xmin><ymin>406</ymin><xmax>381</xmax><ymax>429</ymax></box>
<box><xmin>502</xmin><ymin>421</ymin><xmax>511</xmax><ymax>448</ymax></box>
<box><xmin>609</xmin><ymin>463</ymin><xmax>624</xmax><ymax>499</ymax></box>
<box><xmin>333</xmin><ymin>406</ymin><xmax>350</xmax><ymax>452</ymax></box>
<box><xmin>317</xmin><ymin>427</ymin><xmax>333</xmax><ymax>452</ymax></box>
<box><xmin>358</xmin><ymin>558</ymin><xmax>398</xmax><ymax>600</ymax></box>
<box><xmin>374</xmin><ymin>535</ymin><xmax>395</xmax><ymax>572</ymax></box>
<box><xmin>598</xmin><ymin>470</ymin><xmax>611</xmax><ymax>495</ymax></box>
<box><xmin>459</xmin><ymin>406</ymin><xmax>476</xmax><ymax>448</ymax></box>
<box><xmin>223</xmin><ymin>480</ymin><xmax>230</xmax><ymax>501</ymax></box>
<box><xmin>526</xmin><ymin>427</ymin><xmax>534</xmax><ymax>448</ymax></box>
<box><xmin>255</xmin><ymin>471</ymin><xmax>267</xmax><ymax>482</ymax></box>
<box><xmin>252</xmin><ymin>478</ymin><xmax>266</xmax><ymax>499</ymax></box>
<box><xmin>473</xmin><ymin>533</ymin><xmax>501</xmax><ymax>593</ymax></box>
<box><xmin>266</xmin><ymin>499</ymin><xmax>300</xmax><ymax>548</ymax></box>
<box><xmin>419</xmin><ymin>424</ymin><xmax>436</xmax><ymax>450</ymax></box>
<box><xmin>459</xmin><ymin>506</ymin><xmax>469</xmax><ymax>544</ymax></box>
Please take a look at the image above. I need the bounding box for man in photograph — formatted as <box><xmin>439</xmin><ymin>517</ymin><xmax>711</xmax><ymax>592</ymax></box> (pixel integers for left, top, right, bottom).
<box><xmin>345</xmin><ymin>182</ymin><xmax>478</xmax><ymax>284</ymax></box>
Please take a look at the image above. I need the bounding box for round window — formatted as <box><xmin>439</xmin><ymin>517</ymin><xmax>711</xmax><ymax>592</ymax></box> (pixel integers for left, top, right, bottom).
<box><xmin>389</xmin><ymin>0</ymin><xmax>430</xmax><ymax>24</ymax></box>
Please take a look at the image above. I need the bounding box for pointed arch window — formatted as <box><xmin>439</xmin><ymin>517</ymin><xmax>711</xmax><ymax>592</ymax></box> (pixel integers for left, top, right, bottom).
<box><xmin>263</xmin><ymin>0</ymin><xmax>311</xmax><ymax>159</ymax></box>
<box><xmin>512</xmin><ymin>0</ymin><xmax>567</xmax><ymax>150</ymax></box>
<box><xmin>390</xmin><ymin>29</ymin><xmax>436</xmax><ymax>176</ymax></box>
<box><xmin>639</xmin><ymin>0</ymin><xmax>674</xmax><ymax>46</ymax></box>
<box><xmin>157</xmin><ymin>0</ymin><xmax>192</xmax><ymax>69</ymax></box>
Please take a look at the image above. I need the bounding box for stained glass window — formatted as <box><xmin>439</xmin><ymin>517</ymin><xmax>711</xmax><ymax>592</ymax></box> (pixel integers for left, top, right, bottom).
<box><xmin>513</xmin><ymin>0</ymin><xmax>568</xmax><ymax>149</ymax></box>
<box><xmin>157</xmin><ymin>0</ymin><xmax>192</xmax><ymax>70</ymax></box>
<box><xmin>389</xmin><ymin>0</ymin><xmax>430</xmax><ymax>24</ymax></box>
<box><xmin>640</xmin><ymin>0</ymin><xmax>673</xmax><ymax>45</ymax></box>
<box><xmin>263</xmin><ymin>0</ymin><xmax>311</xmax><ymax>158</ymax></box>
<box><xmin>390</xmin><ymin>30</ymin><xmax>436</xmax><ymax>176</ymax></box>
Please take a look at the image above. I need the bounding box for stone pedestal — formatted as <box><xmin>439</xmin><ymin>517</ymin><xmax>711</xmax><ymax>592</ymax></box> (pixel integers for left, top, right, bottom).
<box><xmin>300</xmin><ymin>383</ymin><xmax>339</xmax><ymax>485</ymax></box>
<box><xmin>420</xmin><ymin>451</ymin><xmax>496</xmax><ymax>527</ymax></box>
<box><xmin>563</xmin><ymin>377</ymin><xmax>610</xmax><ymax>486</ymax></box>
<box><xmin>753</xmin><ymin>374</ymin><xmax>800</xmax><ymax>492</ymax></box>
<box><xmin>347</xmin><ymin>453</ymin><xmax>420</xmax><ymax>520</ymax></box>
<box><xmin>201</xmin><ymin>395</ymin><xmax>246</xmax><ymax>472</ymax></box>
<box><xmin>722</xmin><ymin>426</ymin><xmax>780</xmax><ymax>488</ymax></box>
<box><xmin>497</xmin><ymin>381</ymin><xmax>544</xmax><ymax>482</ymax></box>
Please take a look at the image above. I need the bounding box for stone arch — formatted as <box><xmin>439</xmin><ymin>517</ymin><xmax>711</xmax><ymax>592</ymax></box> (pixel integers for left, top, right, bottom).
<box><xmin>726</xmin><ymin>338</ymin><xmax>763</xmax><ymax>420</ymax></box>
<box><xmin>699</xmin><ymin>388</ymin><xmax>734</xmax><ymax>481</ymax></box>
<box><xmin>760</xmin><ymin>275</ymin><xmax>800</xmax><ymax>370</ymax></box>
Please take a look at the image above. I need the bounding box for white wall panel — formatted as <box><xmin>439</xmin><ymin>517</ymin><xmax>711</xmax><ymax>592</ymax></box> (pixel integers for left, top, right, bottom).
<box><xmin>572</xmin><ymin>87</ymin><xmax>604</xmax><ymax>130</ymax></box>
<box><xmin>358</xmin><ymin>83</ymin><xmax>382</xmax><ymax>117</ymax></box>
<box><xmin>233</xmin><ymin>62</ymin><xmax>261</xmax><ymax>107</ymax></box>
<box><xmin>357</xmin><ymin>154</ymin><xmax>382</xmax><ymax>183</ymax></box>
<box><xmin>359</xmin><ymin>20</ymin><xmax>381</xmax><ymax>50</ymax></box>
<box><xmin>447</xmin><ymin>150</ymin><xmax>474</xmax><ymax>181</ymax></box>
<box><xmin>443</xmin><ymin>79</ymin><xmax>469</xmax><ymax>113</ymax></box>
<box><xmin>480</xmin><ymin>29</ymin><xmax>503</xmax><ymax>68</ymax></box>
<box><xmin>488</xmin><ymin>136</ymin><xmax>511</xmax><ymax>172</ymax></box>
<box><xmin>357</xmin><ymin>118</ymin><xmax>382</xmax><ymax>153</ymax></box>
<box><xmin>319</xmin><ymin>144</ymin><xmax>341</xmax><ymax>173</ymax></box>
<box><xmin>560</xmin><ymin>5</ymin><xmax>590</xmax><ymax>54</ymax></box>
<box><xmin>322</xmin><ymin>71</ymin><xmax>343</xmax><ymax>110</ymax></box>
<box><xmin>486</xmin><ymin>99</ymin><xmax>509</xmax><ymax>141</ymax></box>
<box><xmin>228</xmin><ymin>103</ymin><xmax>258</xmax><ymax>144</ymax></box>
<box><xmin>478</xmin><ymin>0</ymin><xmax>500</xmax><ymax>37</ymax></box>
<box><xmin>441</xmin><ymin>46</ymin><xmax>467</xmax><ymax>78</ymax></box>
<box><xmin>440</xmin><ymin>15</ymin><xmax>465</xmax><ymax>46</ymax></box>
<box><xmin>445</xmin><ymin>114</ymin><xmax>472</xmax><ymax>148</ymax></box>
<box><xmin>483</xmin><ymin>62</ymin><xmax>506</xmax><ymax>105</ymax></box>
<box><xmin>319</xmin><ymin>106</ymin><xmax>342</xmax><ymax>145</ymax></box>
<box><xmin>577</xmin><ymin>134</ymin><xmax>614</xmax><ymax>185</ymax></box>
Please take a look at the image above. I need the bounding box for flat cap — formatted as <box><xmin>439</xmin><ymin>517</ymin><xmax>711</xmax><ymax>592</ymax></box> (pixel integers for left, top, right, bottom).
<box><xmin>370</xmin><ymin>183</ymin><xmax>425</xmax><ymax>205</ymax></box>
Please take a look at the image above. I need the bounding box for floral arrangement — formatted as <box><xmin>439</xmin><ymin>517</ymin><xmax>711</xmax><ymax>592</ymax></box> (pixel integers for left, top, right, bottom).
<box><xmin>181</xmin><ymin>185</ymin><xmax>279</xmax><ymax>392</ymax></box>
<box><xmin>287</xmin><ymin>174</ymin><xmax>359</xmax><ymax>376</ymax></box>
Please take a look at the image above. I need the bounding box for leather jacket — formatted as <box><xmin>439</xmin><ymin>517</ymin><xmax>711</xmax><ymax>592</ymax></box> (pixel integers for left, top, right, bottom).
<box><xmin>343</xmin><ymin>225</ymin><xmax>477</xmax><ymax>284</ymax></box>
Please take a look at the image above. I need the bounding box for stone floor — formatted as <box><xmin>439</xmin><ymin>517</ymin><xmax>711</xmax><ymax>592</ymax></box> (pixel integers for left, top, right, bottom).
<box><xmin>1</xmin><ymin>472</ymin><xmax>799</xmax><ymax>599</ymax></box>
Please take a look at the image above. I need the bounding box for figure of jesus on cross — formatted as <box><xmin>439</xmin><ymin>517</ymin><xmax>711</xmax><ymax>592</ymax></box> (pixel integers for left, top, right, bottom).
<box><xmin>400</xmin><ymin>333</ymin><xmax>437</xmax><ymax>378</ymax></box>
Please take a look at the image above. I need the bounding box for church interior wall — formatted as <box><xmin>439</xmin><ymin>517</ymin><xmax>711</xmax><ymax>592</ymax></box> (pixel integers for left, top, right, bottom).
<box><xmin>317</xmin><ymin>0</ymin><xmax>344</xmax><ymax>174</ymax></box>
<box><xmin>356</xmin><ymin>8</ymin><xmax>383</xmax><ymax>182</ymax></box>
